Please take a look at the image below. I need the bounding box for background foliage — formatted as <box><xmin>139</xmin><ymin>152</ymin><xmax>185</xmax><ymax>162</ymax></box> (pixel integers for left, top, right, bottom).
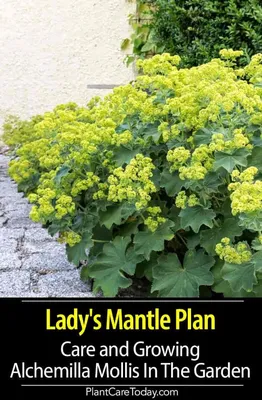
<box><xmin>122</xmin><ymin>0</ymin><xmax>164</xmax><ymax>66</ymax></box>
<box><xmin>124</xmin><ymin>0</ymin><xmax>262</xmax><ymax>67</ymax></box>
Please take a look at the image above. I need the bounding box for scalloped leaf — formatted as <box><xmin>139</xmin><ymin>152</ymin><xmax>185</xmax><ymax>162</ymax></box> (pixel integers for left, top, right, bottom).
<box><xmin>221</xmin><ymin>261</ymin><xmax>257</xmax><ymax>292</ymax></box>
<box><xmin>134</xmin><ymin>220</ymin><xmax>175</xmax><ymax>260</ymax></box>
<box><xmin>152</xmin><ymin>250</ymin><xmax>215</xmax><ymax>297</ymax></box>
<box><xmin>214</xmin><ymin>148</ymin><xmax>250</xmax><ymax>172</ymax></box>
<box><xmin>248</xmin><ymin>146</ymin><xmax>262</xmax><ymax>172</ymax></box>
<box><xmin>179</xmin><ymin>206</ymin><xmax>216</xmax><ymax>233</ymax></box>
<box><xmin>113</xmin><ymin>146</ymin><xmax>140</xmax><ymax>167</ymax></box>
<box><xmin>99</xmin><ymin>203</ymin><xmax>136</xmax><ymax>229</ymax></box>
<box><xmin>200</xmin><ymin>218</ymin><xmax>243</xmax><ymax>255</ymax></box>
<box><xmin>88</xmin><ymin>236</ymin><xmax>144</xmax><ymax>296</ymax></box>
<box><xmin>160</xmin><ymin>170</ymin><xmax>184</xmax><ymax>196</ymax></box>
<box><xmin>212</xmin><ymin>260</ymin><xmax>255</xmax><ymax>297</ymax></box>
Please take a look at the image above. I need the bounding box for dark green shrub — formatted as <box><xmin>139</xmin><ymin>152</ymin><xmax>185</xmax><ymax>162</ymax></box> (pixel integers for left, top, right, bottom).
<box><xmin>135</xmin><ymin>0</ymin><xmax>262</xmax><ymax>67</ymax></box>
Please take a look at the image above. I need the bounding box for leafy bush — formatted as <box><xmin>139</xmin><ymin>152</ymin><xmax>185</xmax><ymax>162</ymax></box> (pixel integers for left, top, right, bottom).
<box><xmin>121</xmin><ymin>1</ymin><xmax>164</xmax><ymax>66</ymax></box>
<box><xmin>131</xmin><ymin>0</ymin><xmax>262</xmax><ymax>67</ymax></box>
<box><xmin>4</xmin><ymin>50</ymin><xmax>262</xmax><ymax>297</ymax></box>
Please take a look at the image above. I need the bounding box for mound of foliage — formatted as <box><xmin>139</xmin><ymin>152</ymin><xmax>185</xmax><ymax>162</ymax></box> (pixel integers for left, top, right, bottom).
<box><xmin>4</xmin><ymin>50</ymin><xmax>262</xmax><ymax>297</ymax></box>
<box><xmin>130</xmin><ymin>0</ymin><xmax>262</xmax><ymax>67</ymax></box>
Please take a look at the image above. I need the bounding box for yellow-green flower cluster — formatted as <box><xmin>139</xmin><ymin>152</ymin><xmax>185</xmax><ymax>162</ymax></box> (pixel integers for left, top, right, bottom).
<box><xmin>107</xmin><ymin>154</ymin><xmax>156</xmax><ymax>209</ymax></box>
<box><xmin>58</xmin><ymin>231</ymin><xmax>82</xmax><ymax>247</ymax></box>
<box><xmin>209</xmin><ymin>129</ymin><xmax>251</xmax><ymax>153</ymax></box>
<box><xmin>144</xmin><ymin>207</ymin><xmax>166</xmax><ymax>232</ymax></box>
<box><xmin>167</xmin><ymin>144</ymin><xmax>215</xmax><ymax>181</ymax></box>
<box><xmin>167</xmin><ymin>147</ymin><xmax>190</xmax><ymax>171</ymax></box>
<box><xmin>55</xmin><ymin>195</ymin><xmax>75</xmax><ymax>219</ymax></box>
<box><xmin>28</xmin><ymin>189</ymin><xmax>76</xmax><ymax>223</ymax></box>
<box><xmin>231</xmin><ymin>166</ymin><xmax>258</xmax><ymax>183</ymax></box>
<box><xmin>175</xmin><ymin>191</ymin><xmax>187</xmax><ymax>209</ymax></box>
<box><xmin>93</xmin><ymin>183</ymin><xmax>109</xmax><ymax>200</ymax></box>
<box><xmin>229</xmin><ymin>167</ymin><xmax>262</xmax><ymax>215</ymax></box>
<box><xmin>8</xmin><ymin>159</ymin><xmax>36</xmax><ymax>183</ymax></box>
<box><xmin>71</xmin><ymin>173</ymin><xmax>100</xmax><ymax>197</ymax></box>
<box><xmin>137</xmin><ymin>53</ymin><xmax>181</xmax><ymax>76</ymax></box>
<box><xmin>28</xmin><ymin>188</ymin><xmax>56</xmax><ymax>222</ymax></box>
<box><xmin>188</xmin><ymin>194</ymin><xmax>199</xmax><ymax>207</ymax></box>
<box><xmin>175</xmin><ymin>191</ymin><xmax>199</xmax><ymax>209</ymax></box>
<box><xmin>179</xmin><ymin>165</ymin><xmax>208</xmax><ymax>181</ymax></box>
<box><xmin>219</xmin><ymin>49</ymin><xmax>244</xmax><ymax>60</ymax></box>
<box><xmin>158</xmin><ymin>122</ymin><xmax>181</xmax><ymax>143</ymax></box>
<box><xmin>215</xmin><ymin>237</ymin><xmax>252</xmax><ymax>264</ymax></box>
<box><xmin>243</xmin><ymin>53</ymin><xmax>262</xmax><ymax>85</ymax></box>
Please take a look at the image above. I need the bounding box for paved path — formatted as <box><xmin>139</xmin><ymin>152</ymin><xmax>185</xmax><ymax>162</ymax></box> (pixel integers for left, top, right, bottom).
<box><xmin>0</xmin><ymin>154</ymin><xmax>95</xmax><ymax>297</ymax></box>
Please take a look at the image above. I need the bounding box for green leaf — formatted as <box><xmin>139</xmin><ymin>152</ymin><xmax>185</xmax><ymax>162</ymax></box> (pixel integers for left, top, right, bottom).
<box><xmin>193</xmin><ymin>127</ymin><xmax>213</xmax><ymax>146</ymax></box>
<box><xmin>253</xmin><ymin>279</ymin><xmax>262</xmax><ymax>296</ymax></box>
<box><xmin>113</xmin><ymin>146</ymin><xmax>140</xmax><ymax>167</ymax></box>
<box><xmin>248</xmin><ymin>146</ymin><xmax>262</xmax><ymax>172</ymax></box>
<box><xmin>152</xmin><ymin>250</ymin><xmax>215</xmax><ymax>297</ymax></box>
<box><xmin>220</xmin><ymin>198</ymin><xmax>233</xmax><ymax>218</ymax></box>
<box><xmin>66</xmin><ymin>232</ymin><xmax>93</xmax><ymax>265</ymax></box>
<box><xmin>251</xmin><ymin>237</ymin><xmax>262</xmax><ymax>251</ymax></box>
<box><xmin>200</xmin><ymin>218</ymin><xmax>243</xmax><ymax>255</ymax></box>
<box><xmin>121</xmin><ymin>203</ymin><xmax>137</xmax><ymax>220</ymax></box>
<box><xmin>203</xmin><ymin>171</ymin><xmax>226</xmax><ymax>192</ymax></box>
<box><xmin>121</xmin><ymin>38</ymin><xmax>130</xmax><ymax>50</ymax></box>
<box><xmin>251</xmin><ymin>135</ymin><xmax>262</xmax><ymax>147</ymax></box>
<box><xmin>88</xmin><ymin>236</ymin><xmax>143</xmax><ymax>296</ymax></box>
<box><xmin>118</xmin><ymin>220</ymin><xmax>141</xmax><ymax>237</ymax></box>
<box><xmin>179</xmin><ymin>206</ymin><xmax>216</xmax><ymax>233</ymax></box>
<box><xmin>187</xmin><ymin>233</ymin><xmax>201</xmax><ymax>250</ymax></box>
<box><xmin>214</xmin><ymin>148</ymin><xmax>250</xmax><ymax>172</ymax></box>
<box><xmin>134</xmin><ymin>220</ymin><xmax>175</xmax><ymax>260</ymax></box>
<box><xmin>99</xmin><ymin>205</ymin><xmax>123</xmax><ymax>229</ymax></box>
<box><xmin>252</xmin><ymin>251</ymin><xmax>262</xmax><ymax>272</ymax></box>
<box><xmin>141</xmin><ymin>40</ymin><xmax>156</xmax><ymax>52</ymax></box>
<box><xmin>212</xmin><ymin>260</ymin><xmax>254</xmax><ymax>297</ymax></box>
<box><xmin>125</xmin><ymin>55</ymin><xmax>135</xmax><ymax>66</ymax></box>
<box><xmin>54</xmin><ymin>165</ymin><xmax>71</xmax><ymax>185</ymax></box>
<box><xmin>80</xmin><ymin>265</ymin><xmax>90</xmax><ymax>281</ymax></box>
<box><xmin>212</xmin><ymin>259</ymin><xmax>230</xmax><ymax>294</ymax></box>
<box><xmin>221</xmin><ymin>261</ymin><xmax>257</xmax><ymax>292</ymax></box>
<box><xmin>90</xmin><ymin>224</ymin><xmax>112</xmax><ymax>257</ymax></box>
<box><xmin>115</xmin><ymin>122</ymin><xmax>129</xmax><ymax>133</ymax></box>
<box><xmin>160</xmin><ymin>170</ymin><xmax>184</xmax><ymax>196</ymax></box>
<box><xmin>141</xmin><ymin>123</ymin><xmax>161</xmax><ymax>143</ymax></box>
<box><xmin>153</xmin><ymin>89</ymin><xmax>174</xmax><ymax>104</ymax></box>
<box><xmin>168</xmin><ymin>205</ymin><xmax>181</xmax><ymax>230</ymax></box>
<box><xmin>151</xmin><ymin>167</ymin><xmax>161</xmax><ymax>190</ymax></box>
<box><xmin>238</xmin><ymin>211</ymin><xmax>262</xmax><ymax>231</ymax></box>
<box><xmin>136</xmin><ymin>252</ymin><xmax>158</xmax><ymax>281</ymax></box>
<box><xmin>72</xmin><ymin>212</ymin><xmax>97</xmax><ymax>232</ymax></box>
<box><xmin>99</xmin><ymin>203</ymin><xmax>135</xmax><ymax>229</ymax></box>
<box><xmin>48</xmin><ymin>219</ymin><xmax>69</xmax><ymax>236</ymax></box>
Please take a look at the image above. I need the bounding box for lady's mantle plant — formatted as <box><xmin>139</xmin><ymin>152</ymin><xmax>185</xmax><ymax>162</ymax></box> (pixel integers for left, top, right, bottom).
<box><xmin>4</xmin><ymin>50</ymin><xmax>262</xmax><ymax>297</ymax></box>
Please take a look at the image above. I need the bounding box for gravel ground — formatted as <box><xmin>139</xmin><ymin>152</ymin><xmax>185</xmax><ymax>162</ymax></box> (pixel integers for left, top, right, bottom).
<box><xmin>0</xmin><ymin>153</ymin><xmax>96</xmax><ymax>298</ymax></box>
